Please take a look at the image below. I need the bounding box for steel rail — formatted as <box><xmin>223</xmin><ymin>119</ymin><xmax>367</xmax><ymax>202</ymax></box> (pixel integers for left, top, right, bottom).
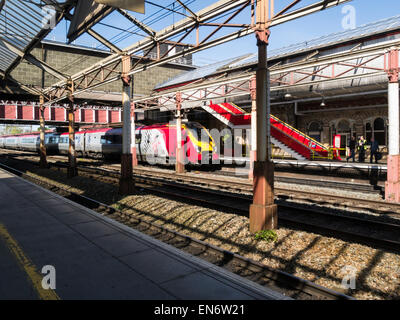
<box><xmin>5</xmin><ymin>154</ymin><xmax>400</xmax><ymax>259</ymax></box>
<box><xmin>63</xmin><ymin>163</ymin><xmax>400</xmax><ymax>255</ymax></box>
<box><xmin>0</xmin><ymin>150</ymin><xmax>395</xmax><ymax>214</ymax></box>
<box><xmin>2</xmin><ymin>151</ymin><xmax>399</xmax><ymax>223</ymax></box>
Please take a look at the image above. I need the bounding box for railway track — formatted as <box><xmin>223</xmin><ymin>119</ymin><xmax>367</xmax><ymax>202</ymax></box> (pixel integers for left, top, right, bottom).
<box><xmin>82</xmin><ymin>164</ymin><xmax>400</xmax><ymax>253</ymax></box>
<box><xmin>1</xmin><ymin>149</ymin><xmax>385</xmax><ymax>196</ymax></box>
<box><xmin>216</xmin><ymin>167</ymin><xmax>384</xmax><ymax>194</ymax></box>
<box><xmin>98</xmin><ymin>163</ymin><xmax>397</xmax><ymax>216</ymax></box>
<box><xmin>0</xmin><ymin>162</ymin><xmax>354</xmax><ymax>300</ymax></box>
<box><xmin>2</xmin><ymin>153</ymin><xmax>400</xmax><ymax>255</ymax></box>
<box><xmin>0</xmin><ymin>151</ymin><xmax>397</xmax><ymax>217</ymax></box>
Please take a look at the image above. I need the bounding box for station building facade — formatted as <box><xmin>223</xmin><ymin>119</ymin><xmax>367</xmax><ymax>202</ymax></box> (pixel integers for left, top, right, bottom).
<box><xmin>147</xmin><ymin>15</ymin><xmax>400</xmax><ymax>158</ymax></box>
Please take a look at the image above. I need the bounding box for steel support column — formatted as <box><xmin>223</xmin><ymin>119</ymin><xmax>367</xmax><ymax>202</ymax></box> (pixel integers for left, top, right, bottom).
<box><xmin>39</xmin><ymin>95</ymin><xmax>48</xmax><ymax>168</ymax></box>
<box><xmin>119</xmin><ymin>55</ymin><xmax>134</xmax><ymax>195</ymax></box>
<box><xmin>131</xmin><ymin>101</ymin><xmax>138</xmax><ymax>167</ymax></box>
<box><xmin>67</xmin><ymin>80</ymin><xmax>77</xmax><ymax>178</ymax></box>
<box><xmin>249</xmin><ymin>76</ymin><xmax>257</xmax><ymax>180</ymax></box>
<box><xmin>249</xmin><ymin>0</ymin><xmax>277</xmax><ymax>232</ymax></box>
<box><xmin>176</xmin><ymin>92</ymin><xmax>185</xmax><ymax>173</ymax></box>
<box><xmin>385</xmin><ymin>49</ymin><xmax>400</xmax><ymax>202</ymax></box>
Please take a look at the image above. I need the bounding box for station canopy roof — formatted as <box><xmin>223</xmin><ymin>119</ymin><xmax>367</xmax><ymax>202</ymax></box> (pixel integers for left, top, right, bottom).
<box><xmin>0</xmin><ymin>0</ymin><xmax>74</xmax><ymax>75</ymax></box>
<box><xmin>155</xmin><ymin>14</ymin><xmax>400</xmax><ymax>90</ymax></box>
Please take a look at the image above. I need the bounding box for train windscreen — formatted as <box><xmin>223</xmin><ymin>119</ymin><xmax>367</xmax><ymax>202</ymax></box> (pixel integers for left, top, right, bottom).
<box><xmin>101</xmin><ymin>135</ymin><xmax>122</xmax><ymax>144</ymax></box>
<box><xmin>186</xmin><ymin>123</ymin><xmax>211</xmax><ymax>143</ymax></box>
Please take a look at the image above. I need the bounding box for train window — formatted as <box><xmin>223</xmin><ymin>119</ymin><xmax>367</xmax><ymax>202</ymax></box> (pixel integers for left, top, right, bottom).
<box><xmin>186</xmin><ymin>123</ymin><xmax>209</xmax><ymax>143</ymax></box>
<box><xmin>101</xmin><ymin>135</ymin><xmax>122</xmax><ymax>144</ymax></box>
<box><xmin>100</xmin><ymin>135</ymin><xmax>112</xmax><ymax>144</ymax></box>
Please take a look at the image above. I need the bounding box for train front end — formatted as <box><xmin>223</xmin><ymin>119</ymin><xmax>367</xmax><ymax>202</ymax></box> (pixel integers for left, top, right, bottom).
<box><xmin>184</xmin><ymin>122</ymin><xmax>219</xmax><ymax>165</ymax></box>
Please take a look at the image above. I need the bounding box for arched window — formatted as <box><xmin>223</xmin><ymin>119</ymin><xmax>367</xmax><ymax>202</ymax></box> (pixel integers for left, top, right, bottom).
<box><xmin>366</xmin><ymin>123</ymin><xmax>372</xmax><ymax>142</ymax></box>
<box><xmin>374</xmin><ymin>118</ymin><xmax>386</xmax><ymax>145</ymax></box>
<box><xmin>337</xmin><ymin>120</ymin><xmax>350</xmax><ymax>133</ymax></box>
<box><xmin>365</xmin><ymin>118</ymin><xmax>387</xmax><ymax>146</ymax></box>
<box><xmin>308</xmin><ymin>121</ymin><xmax>322</xmax><ymax>142</ymax></box>
<box><xmin>335</xmin><ymin>120</ymin><xmax>351</xmax><ymax>156</ymax></box>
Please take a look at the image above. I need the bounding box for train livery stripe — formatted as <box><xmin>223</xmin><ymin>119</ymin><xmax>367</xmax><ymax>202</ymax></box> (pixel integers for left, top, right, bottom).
<box><xmin>0</xmin><ymin>223</ymin><xmax>60</xmax><ymax>300</ymax></box>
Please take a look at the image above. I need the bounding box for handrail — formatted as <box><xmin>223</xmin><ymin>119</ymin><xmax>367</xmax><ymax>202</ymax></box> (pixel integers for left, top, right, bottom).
<box><xmin>270</xmin><ymin>115</ymin><xmax>328</xmax><ymax>151</ymax></box>
<box><xmin>271</xmin><ymin>118</ymin><xmax>328</xmax><ymax>155</ymax></box>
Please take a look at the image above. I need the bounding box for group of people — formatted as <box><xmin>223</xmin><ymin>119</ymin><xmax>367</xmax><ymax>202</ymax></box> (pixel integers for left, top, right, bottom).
<box><xmin>346</xmin><ymin>135</ymin><xmax>380</xmax><ymax>163</ymax></box>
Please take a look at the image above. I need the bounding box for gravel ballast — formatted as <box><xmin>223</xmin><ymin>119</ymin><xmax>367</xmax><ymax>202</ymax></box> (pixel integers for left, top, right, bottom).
<box><xmin>3</xmin><ymin>160</ymin><xmax>400</xmax><ymax>300</ymax></box>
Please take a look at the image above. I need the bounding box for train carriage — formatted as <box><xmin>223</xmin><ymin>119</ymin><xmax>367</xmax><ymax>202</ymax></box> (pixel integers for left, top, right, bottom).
<box><xmin>0</xmin><ymin>121</ymin><xmax>218</xmax><ymax>166</ymax></box>
<box><xmin>135</xmin><ymin>122</ymin><xmax>218</xmax><ymax>165</ymax></box>
<box><xmin>4</xmin><ymin>136</ymin><xmax>19</xmax><ymax>149</ymax></box>
<box><xmin>19</xmin><ymin>135</ymin><xmax>39</xmax><ymax>152</ymax></box>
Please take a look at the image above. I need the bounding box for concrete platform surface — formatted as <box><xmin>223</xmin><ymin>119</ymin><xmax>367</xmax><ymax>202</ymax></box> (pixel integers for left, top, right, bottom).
<box><xmin>0</xmin><ymin>168</ymin><xmax>290</xmax><ymax>300</ymax></box>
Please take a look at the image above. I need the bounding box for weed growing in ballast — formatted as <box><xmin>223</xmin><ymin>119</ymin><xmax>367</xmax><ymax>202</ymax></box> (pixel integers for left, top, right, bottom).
<box><xmin>254</xmin><ymin>230</ymin><xmax>278</xmax><ymax>243</ymax></box>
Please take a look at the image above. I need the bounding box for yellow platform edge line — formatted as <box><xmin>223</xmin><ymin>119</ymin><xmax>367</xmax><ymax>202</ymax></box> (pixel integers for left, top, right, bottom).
<box><xmin>0</xmin><ymin>223</ymin><xmax>60</xmax><ymax>300</ymax></box>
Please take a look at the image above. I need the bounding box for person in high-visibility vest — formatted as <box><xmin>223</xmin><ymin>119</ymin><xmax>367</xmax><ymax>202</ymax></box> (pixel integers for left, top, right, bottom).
<box><xmin>357</xmin><ymin>136</ymin><xmax>366</xmax><ymax>163</ymax></box>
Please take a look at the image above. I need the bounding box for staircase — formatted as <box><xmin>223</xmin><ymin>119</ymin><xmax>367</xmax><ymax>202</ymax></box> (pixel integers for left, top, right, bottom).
<box><xmin>270</xmin><ymin>136</ymin><xmax>307</xmax><ymax>161</ymax></box>
<box><xmin>203</xmin><ymin>102</ymin><xmax>340</xmax><ymax>161</ymax></box>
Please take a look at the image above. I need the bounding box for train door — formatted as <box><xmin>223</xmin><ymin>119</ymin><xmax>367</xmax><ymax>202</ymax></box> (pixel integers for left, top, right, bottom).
<box><xmin>93</xmin><ymin>133</ymin><xmax>102</xmax><ymax>153</ymax></box>
<box><xmin>75</xmin><ymin>134</ymin><xmax>82</xmax><ymax>152</ymax></box>
<box><xmin>85</xmin><ymin>133</ymin><xmax>92</xmax><ymax>153</ymax></box>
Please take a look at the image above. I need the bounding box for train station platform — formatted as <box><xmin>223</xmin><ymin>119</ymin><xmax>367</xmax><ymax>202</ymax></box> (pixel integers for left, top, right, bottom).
<box><xmin>221</xmin><ymin>157</ymin><xmax>387</xmax><ymax>171</ymax></box>
<box><xmin>0</xmin><ymin>168</ymin><xmax>289</xmax><ymax>300</ymax></box>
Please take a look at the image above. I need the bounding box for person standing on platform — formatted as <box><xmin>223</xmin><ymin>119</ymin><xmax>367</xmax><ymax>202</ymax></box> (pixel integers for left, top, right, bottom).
<box><xmin>358</xmin><ymin>136</ymin><xmax>366</xmax><ymax>163</ymax></box>
<box><xmin>346</xmin><ymin>135</ymin><xmax>356</xmax><ymax>163</ymax></box>
<box><xmin>370</xmin><ymin>137</ymin><xmax>379</xmax><ymax>164</ymax></box>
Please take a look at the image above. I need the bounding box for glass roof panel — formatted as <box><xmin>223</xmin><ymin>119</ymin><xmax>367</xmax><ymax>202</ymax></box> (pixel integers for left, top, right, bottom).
<box><xmin>0</xmin><ymin>0</ymin><xmax>67</xmax><ymax>73</ymax></box>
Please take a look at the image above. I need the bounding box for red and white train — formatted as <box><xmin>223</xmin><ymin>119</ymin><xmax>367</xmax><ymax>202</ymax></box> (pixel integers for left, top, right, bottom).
<box><xmin>0</xmin><ymin>121</ymin><xmax>219</xmax><ymax>165</ymax></box>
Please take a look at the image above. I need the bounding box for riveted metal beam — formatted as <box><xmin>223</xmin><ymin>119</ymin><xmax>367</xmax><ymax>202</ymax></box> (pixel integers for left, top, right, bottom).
<box><xmin>117</xmin><ymin>8</ymin><xmax>156</xmax><ymax>38</ymax></box>
<box><xmin>87</xmin><ymin>29</ymin><xmax>122</xmax><ymax>54</ymax></box>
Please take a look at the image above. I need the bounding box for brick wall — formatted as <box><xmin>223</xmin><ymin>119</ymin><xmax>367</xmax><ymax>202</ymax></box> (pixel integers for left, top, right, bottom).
<box><xmin>2</xmin><ymin>41</ymin><xmax>194</xmax><ymax>97</ymax></box>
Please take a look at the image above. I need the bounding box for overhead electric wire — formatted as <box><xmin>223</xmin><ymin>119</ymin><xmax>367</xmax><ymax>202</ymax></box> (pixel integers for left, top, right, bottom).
<box><xmin>61</xmin><ymin>0</ymin><xmax>196</xmax><ymax>73</ymax></box>
<box><xmin>108</xmin><ymin>0</ymin><xmax>196</xmax><ymax>49</ymax></box>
